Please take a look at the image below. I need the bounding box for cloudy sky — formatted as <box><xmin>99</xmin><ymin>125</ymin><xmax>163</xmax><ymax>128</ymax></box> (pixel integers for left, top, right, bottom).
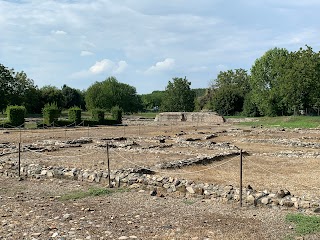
<box><xmin>1</xmin><ymin>0</ymin><xmax>320</xmax><ymax>94</ymax></box>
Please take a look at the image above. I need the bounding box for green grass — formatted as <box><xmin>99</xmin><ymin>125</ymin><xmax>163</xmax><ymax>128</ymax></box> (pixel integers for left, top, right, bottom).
<box><xmin>286</xmin><ymin>213</ymin><xmax>320</xmax><ymax>236</ymax></box>
<box><xmin>59</xmin><ymin>187</ymin><xmax>114</xmax><ymax>201</ymax></box>
<box><xmin>239</xmin><ymin>116</ymin><xmax>320</xmax><ymax>129</ymax></box>
<box><xmin>223</xmin><ymin>115</ymin><xmax>249</xmax><ymax>119</ymax></box>
<box><xmin>24</xmin><ymin>122</ymin><xmax>37</xmax><ymax>129</ymax></box>
<box><xmin>131</xmin><ymin>112</ymin><xmax>158</xmax><ymax>119</ymax></box>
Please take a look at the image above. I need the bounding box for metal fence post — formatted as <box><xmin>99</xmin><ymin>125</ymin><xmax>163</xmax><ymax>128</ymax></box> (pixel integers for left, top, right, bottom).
<box><xmin>107</xmin><ymin>142</ymin><xmax>111</xmax><ymax>188</ymax></box>
<box><xmin>18</xmin><ymin>142</ymin><xmax>21</xmax><ymax>178</ymax></box>
<box><xmin>240</xmin><ymin>149</ymin><xmax>243</xmax><ymax>207</ymax></box>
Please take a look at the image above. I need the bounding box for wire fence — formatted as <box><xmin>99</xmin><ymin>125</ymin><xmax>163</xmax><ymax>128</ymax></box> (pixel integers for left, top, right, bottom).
<box><xmin>0</xmin><ymin>122</ymin><xmax>319</xmax><ymax>199</ymax></box>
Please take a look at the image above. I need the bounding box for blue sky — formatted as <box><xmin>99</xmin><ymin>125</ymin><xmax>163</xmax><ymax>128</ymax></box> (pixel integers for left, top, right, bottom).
<box><xmin>1</xmin><ymin>0</ymin><xmax>320</xmax><ymax>94</ymax></box>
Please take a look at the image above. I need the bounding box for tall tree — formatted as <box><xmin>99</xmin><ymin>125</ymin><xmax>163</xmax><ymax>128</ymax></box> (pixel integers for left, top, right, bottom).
<box><xmin>215</xmin><ymin>69</ymin><xmax>250</xmax><ymax>94</ymax></box>
<box><xmin>140</xmin><ymin>91</ymin><xmax>165</xmax><ymax>111</ymax></box>
<box><xmin>14</xmin><ymin>71</ymin><xmax>41</xmax><ymax>113</ymax></box>
<box><xmin>211</xmin><ymin>86</ymin><xmax>243</xmax><ymax>115</ymax></box>
<box><xmin>61</xmin><ymin>84</ymin><xmax>85</xmax><ymax>109</ymax></box>
<box><xmin>40</xmin><ymin>85</ymin><xmax>64</xmax><ymax>109</ymax></box>
<box><xmin>250</xmin><ymin>47</ymin><xmax>289</xmax><ymax>116</ymax></box>
<box><xmin>0</xmin><ymin>64</ymin><xmax>15</xmax><ymax>113</ymax></box>
<box><xmin>209</xmin><ymin>69</ymin><xmax>250</xmax><ymax>115</ymax></box>
<box><xmin>161</xmin><ymin>77</ymin><xmax>195</xmax><ymax>112</ymax></box>
<box><xmin>282</xmin><ymin>46</ymin><xmax>320</xmax><ymax>114</ymax></box>
<box><xmin>85</xmin><ymin>76</ymin><xmax>142</xmax><ymax>112</ymax></box>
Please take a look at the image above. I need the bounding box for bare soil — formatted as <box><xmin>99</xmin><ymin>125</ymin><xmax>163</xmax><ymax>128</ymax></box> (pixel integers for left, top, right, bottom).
<box><xmin>1</xmin><ymin>119</ymin><xmax>320</xmax><ymax>239</ymax></box>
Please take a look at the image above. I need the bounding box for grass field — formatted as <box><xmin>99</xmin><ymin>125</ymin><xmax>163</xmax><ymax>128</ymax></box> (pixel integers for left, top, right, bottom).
<box><xmin>3</xmin><ymin>112</ymin><xmax>320</xmax><ymax>129</ymax></box>
<box><xmin>238</xmin><ymin>116</ymin><xmax>320</xmax><ymax>129</ymax></box>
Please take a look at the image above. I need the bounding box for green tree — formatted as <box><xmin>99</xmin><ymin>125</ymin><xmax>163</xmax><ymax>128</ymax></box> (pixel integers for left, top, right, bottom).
<box><xmin>215</xmin><ymin>69</ymin><xmax>250</xmax><ymax>95</ymax></box>
<box><xmin>195</xmin><ymin>88</ymin><xmax>215</xmax><ymax>111</ymax></box>
<box><xmin>282</xmin><ymin>46</ymin><xmax>320</xmax><ymax>115</ymax></box>
<box><xmin>14</xmin><ymin>71</ymin><xmax>41</xmax><ymax>113</ymax></box>
<box><xmin>140</xmin><ymin>91</ymin><xmax>165</xmax><ymax>111</ymax></box>
<box><xmin>242</xmin><ymin>92</ymin><xmax>260</xmax><ymax>117</ymax></box>
<box><xmin>85</xmin><ymin>76</ymin><xmax>142</xmax><ymax>113</ymax></box>
<box><xmin>61</xmin><ymin>84</ymin><xmax>85</xmax><ymax>109</ymax></box>
<box><xmin>40</xmin><ymin>85</ymin><xmax>64</xmax><ymax>109</ymax></box>
<box><xmin>161</xmin><ymin>77</ymin><xmax>195</xmax><ymax>112</ymax></box>
<box><xmin>250</xmin><ymin>47</ymin><xmax>289</xmax><ymax>116</ymax></box>
<box><xmin>206</xmin><ymin>69</ymin><xmax>250</xmax><ymax>115</ymax></box>
<box><xmin>0</xmin><ymin>64</ymin><xmax>15</xmax><ymax>113</ymax></box>
<box><xmin>210</xmin><ymin>86</ymin><xmax>243</xmax><ymax>116</ymax></box>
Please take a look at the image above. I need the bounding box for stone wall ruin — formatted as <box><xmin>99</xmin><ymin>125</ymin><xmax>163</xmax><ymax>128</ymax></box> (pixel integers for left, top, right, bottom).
<box><xmin>155</xmin><ymin>112</ymin><xmax>225</xmax><ymax>123</ymax></box>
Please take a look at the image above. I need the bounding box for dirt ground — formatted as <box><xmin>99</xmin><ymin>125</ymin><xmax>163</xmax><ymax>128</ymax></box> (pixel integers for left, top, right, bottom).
<box><xmin>1</xmin><ymin>119</ymin><xmax>320</xmax><ymax>239</ymax></box>
<box><xmin>0</xmin><ymin>177</ymin><xmax>297</xmax><ymax>240</ymax></box>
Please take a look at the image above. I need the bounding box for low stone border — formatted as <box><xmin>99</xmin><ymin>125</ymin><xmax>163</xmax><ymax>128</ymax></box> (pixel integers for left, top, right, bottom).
<box><xmin>157</xmin><ymin>151</ymin><xmax>239</xmax><ymax>169</ymax></box>
<box><xmin>0</xmin><ymin>158</ymin><xmax>319</xmax><ymax>212</ymax></box>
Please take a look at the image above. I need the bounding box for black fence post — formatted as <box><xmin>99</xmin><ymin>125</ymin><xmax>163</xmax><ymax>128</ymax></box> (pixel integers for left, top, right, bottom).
<box><xmin>240</xmin><ymin>149</ymin><xmax>243</xmax><ymax>207</ymax></box>
<box><xmin>107</xmin><ymin>143</ymin><xmax>111</xmax><ymax>188</ymax></box>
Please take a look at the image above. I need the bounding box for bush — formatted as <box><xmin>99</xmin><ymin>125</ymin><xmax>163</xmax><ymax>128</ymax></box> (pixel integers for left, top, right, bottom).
<box><xmin>42</xmin><ymin>103</ymin><xmax>60</xmax><ymax>125</ymax></box>
<box><xmin>92</xmin><ymin>109</ymin><xmax>105</xmax><ymax>124</ymax></box>
<box><xmin>111</xmin><ymin>106</ymin><xmax>122</xmax><ymax>124</ymax></box>
<box><xmin>68</xmin><ymin>107</ymin><xmax>81</xmax><ymax>124</ymax></box>
<box><xmin>6</xmin><ymin>105</ymin><xmax>26</xmax><ymax>127</ymax></box>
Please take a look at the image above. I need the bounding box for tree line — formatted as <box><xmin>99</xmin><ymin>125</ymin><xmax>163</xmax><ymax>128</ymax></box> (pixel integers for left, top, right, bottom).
<box><xmin>0</xmin><ymin>63</ymin><xmax>196</xmax><ymax>114</ymax></box>
<box><xmin>197</xmin><ymin>45</ymin><xmax>320</xmax><ymax>116</ymax></box>
<box><xmin>135</xmin><ymin>45</ymin><xmax>320</xmax><ymax>117</ymax></box>
<box><xmin>2</xmin><ymin>45</ymin><xmax>319</xmax><ymax>116</ymax></box>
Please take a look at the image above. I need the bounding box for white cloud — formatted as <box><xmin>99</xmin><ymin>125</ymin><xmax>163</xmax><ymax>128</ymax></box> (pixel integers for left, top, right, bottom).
<box><xmin>89</xmin><ymin>59</ymin><xmax>128</xmax><ymax>74</ymax></box>
<box><xmin>80</xmin><ymin>50</ymin><xmax>94</xmax><ymax>56</ymax></box>
<box><xmin>145</xmin><ymin>58</ymin><xmax>175</xmax><ymax>73</ymax></box>
<box><xmin>2</xmin><ymin>0</ymin><xmax>320</xmax><ymax>93</ymax></box>
<box><xmin>114</xmin><ymin>60</ymin><xmax>128</xmax><ymax>74</ymax></box>
<box><xmin>51</xmin><ymin>30</ymin><xmax>67</xmax><ymax>35</ymax></box>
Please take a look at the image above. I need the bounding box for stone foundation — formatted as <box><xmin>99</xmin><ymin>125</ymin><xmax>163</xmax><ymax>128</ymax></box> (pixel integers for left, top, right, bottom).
<box><xmin>155</xmin><ymin>112</ymin><xmax>225</xmax><ymax>123</ymax></box>
<box><xmin>1</xmin><ymin>158</ymin><xmax>319</xmax><ymax>212</ymax></box>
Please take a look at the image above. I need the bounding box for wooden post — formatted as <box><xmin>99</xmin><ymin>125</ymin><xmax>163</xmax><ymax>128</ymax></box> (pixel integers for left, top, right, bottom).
<box><xmin>107</xmin><ymin>143</ymin><xmax>111</xmax><ymax>188</ymax></box>
<box><xmin>18</xmin><ymin>142</ymin><xmax>21</xmax><ymax>178</ymax></box>
<box><xmin>240</xmin><ymin>149</ymin><xmax>243</xmax><ymax>207</ymax></box>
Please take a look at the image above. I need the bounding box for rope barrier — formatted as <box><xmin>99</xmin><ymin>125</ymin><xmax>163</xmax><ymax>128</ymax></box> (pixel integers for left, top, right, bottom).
<box><xmin>23</xmin><ymin>147</ymin><xmax>99</xmax><ymax>158</ymax></box>
<box><xmin>243</xmin><ymin>155</ymin><xmax>320</xmax><ymax>191</ymax></box>
<box><xmin>0</xmin><ymin>151</ymin><xmax>19</xmax><ymax>158</ymax></box>
<box><xmin>111</xmin><ymin>148</ymin><xmax>239</xmax><ymax>175</ymax></box>
<box><xmin>3</xmin><ymin>120</ymin><xmax>85</xmax><ymax>131</ymax></box>
<box><xmin>1</xmin><ymin>122</ymin><xmax>25</xmax><ymax>129</ymax></box>
<box><xmin>75</xmin><ymin>121</ymin><xmax>85</xmax><ymax>127</ymax></box>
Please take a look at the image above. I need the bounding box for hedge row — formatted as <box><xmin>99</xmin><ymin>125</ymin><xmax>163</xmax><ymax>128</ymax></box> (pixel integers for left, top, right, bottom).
<box><xmin>1</xmin><ymin>105</ymin><xmax>122</xmax><ymax>129</ymax></box>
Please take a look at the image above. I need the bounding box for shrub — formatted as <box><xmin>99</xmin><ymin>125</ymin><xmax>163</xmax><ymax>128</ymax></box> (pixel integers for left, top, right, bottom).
<box><xmin>42</xmin><ymin>103</ymin><xmax>60</xmax><ymax>125</ymax></box>
<box><xmin>68</xmin><ymin>107</ymin><xmax>81</xmax><ymax>124</ymax></box>
<box><xmin>6</xmin><ymin>105</ymin><xmax>26</xmax><ymax>127</ymax></box>
<box><xmin>92</xmin><ymin>109</ymin><xmax>105</xmax><ymax>124</ymax></box>
<box><xmin>111</xmin><ymin>105</ymin><xmax>122</xmax><ymax>124</ymax></box>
